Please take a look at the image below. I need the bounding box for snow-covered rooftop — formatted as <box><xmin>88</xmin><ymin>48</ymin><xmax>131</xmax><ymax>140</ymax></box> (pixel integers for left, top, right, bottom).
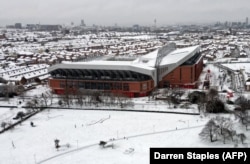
<box><xmin>0</xmin><ymin>64</ymin><xmax>49</xmax><ymax>81</ymax></box>
<box><xmin>161</xmin><ymin>45</ymin><xmax>200</xmax><ymax>65</ymax></box>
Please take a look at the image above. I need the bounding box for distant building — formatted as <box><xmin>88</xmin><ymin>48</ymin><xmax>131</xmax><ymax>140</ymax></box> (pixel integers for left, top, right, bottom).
<box><xmin>246</xmin><ymin>17</ymin><xmax>249</xmax><ymax>26</ymax></box>
<box><xmin>133</xmin><ymin>24</ymin><xmax>140</xmax><ymax>31</ymax></box>
<box><xmin>81</xmin><ymin>19</ymin><xmax>86</xmax><ymax>26</ymax></box>
<box><xmin>15</xmin><ymin>23</ymin><xmax>22</xmax><ymax>29</ymax></box>
<box><xmin>6</xmin><ymin>25</ymin><xmax>15</xmax><ymax>29</ymax></box>
<box><xmin>38</xmin><ymin>25</ymin><xmax>62</xmax><ymax>31</ymax></box>
<box><xmin>0</xmin><ymin>34</ymin><xmax>6</xmax><ymax>39</ymax></box>
<box><xmin>26</xmin><ymin>24</ymin><xmax>38</xmax><ymax>30</ymax></box>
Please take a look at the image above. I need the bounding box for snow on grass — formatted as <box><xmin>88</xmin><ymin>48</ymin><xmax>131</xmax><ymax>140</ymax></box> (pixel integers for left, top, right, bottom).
<box><xmin>0</xmin><ymin>108</ymin><xmax>16</xmax><ymax>122</ymax></box>
<box><xmin>0</xmin><ymin>109</ymin><xmax>248</xmax><ymax>164</ymax></box>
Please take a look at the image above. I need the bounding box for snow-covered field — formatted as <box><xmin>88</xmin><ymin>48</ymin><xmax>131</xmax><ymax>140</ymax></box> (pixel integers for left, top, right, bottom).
<box><xmin>0</xmin><ymin>108</ymin><xmax>16</xmax><ymax>122</ymax></box>
<box><xmin>0</xmin><ymin>108</ymin><xmax>248</xmax><ymax>164</ymax></box>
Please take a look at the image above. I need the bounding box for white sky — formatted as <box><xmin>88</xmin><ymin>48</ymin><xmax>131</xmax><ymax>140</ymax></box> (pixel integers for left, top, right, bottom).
<box><xmin>0</xmin><ymin>0</ymin><xmax>250</xmax><ymax>26</ymax></box>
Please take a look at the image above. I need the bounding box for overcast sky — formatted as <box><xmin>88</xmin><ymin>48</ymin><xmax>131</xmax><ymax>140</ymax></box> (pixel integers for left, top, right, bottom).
<box><xmin>0</xmin><ymin>0</ymin><xmax>250</xmax><ymax>26</ymax></box>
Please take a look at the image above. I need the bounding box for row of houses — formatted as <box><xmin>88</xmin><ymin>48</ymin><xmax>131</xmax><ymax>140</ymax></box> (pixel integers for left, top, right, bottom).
<box><xmin>0</xmin><ymin>64</ymin><xmax>49</xmax><ymax>85</ymax></box>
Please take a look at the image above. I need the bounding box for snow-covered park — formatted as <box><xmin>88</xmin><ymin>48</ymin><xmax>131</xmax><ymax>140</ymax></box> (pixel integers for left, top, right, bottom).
<box><xmin>0</xmin><ymin>106</ymin><xmax>249</xmax><ymax>164</ymax></box>
<box><xmin>0</xmin><ymin>61</ymin><xmax>250</xmax><ymax>164</ymax></box>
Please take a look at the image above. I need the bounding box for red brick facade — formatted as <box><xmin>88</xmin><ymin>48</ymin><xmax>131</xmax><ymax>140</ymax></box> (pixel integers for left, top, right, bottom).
<box><xmin>159</xmin><ymin>56</ymin><xmax>203</xmax><ymax>88</ymax></box>
<box><xmin>49</xmin><ymin>79</ymin><xmax>154</xmax><ymax>98</ymax></box>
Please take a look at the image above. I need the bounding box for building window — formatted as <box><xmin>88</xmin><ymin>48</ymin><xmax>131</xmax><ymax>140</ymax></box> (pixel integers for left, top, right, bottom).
<box><xmin>123</xmin><ymin>83</ymin><xmax>129</xmax><ymax>91</ymax></box>
<box><xmin>104</xmin><ymin>83</ymin><xmax>111</xmax><ymax>90</ymax></box>
<box><xmin>67</xmin><ymin>81</ymin><xmax>73</xmax><ymax>88</ymax></box>
<box><xmin>79</xmin><ymin>82</ymin><xmax>85</xmax><ymax>88</ymax></box>
<box><xmin>60</xmin><ymin>82</ymin><xmax>65</xmax><ymax>88</ymax></box>
<box><xmin>114</xmin><ymin>83</ymin><xmax>122</xmax><ymax>90</ymax></box>
<box><xmin>73</xmin><ymin>81</ymin><xmax>78</xmax><ymax>88</ymax></box>
<box><xmin>191</xmin><ymin>67</ymin><xmax>193</xmax><ymax>80</ymax></box>
<box><xmin>141</xmin><ymin>83</ymin><xmax>147</xmax><ymax>91</ymax></box>
<box><xmin>91</xmin><ymin>83</ymin><xmax>97</xmax><ymax>89</ymax></box>
<box><xmin>97</xmin><ymin>83</ymin><xmax>104</xmax><ymax>90</ymax></box>
<box><xmin>86</xmin><ymin>82</ymin><xmax>91</xmax><ymax>89</ymax></box>
<box><xmin>180</xmin><ymin>68</ymin><xmax>182</xmax><ymax>81</ymax></box>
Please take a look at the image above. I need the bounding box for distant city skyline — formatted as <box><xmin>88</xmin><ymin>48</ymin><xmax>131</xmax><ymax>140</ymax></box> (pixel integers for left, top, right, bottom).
<box><xmin>0</xmin><ymin>0</ymin><xmax>249</xmax><ymax>26</ymax></box>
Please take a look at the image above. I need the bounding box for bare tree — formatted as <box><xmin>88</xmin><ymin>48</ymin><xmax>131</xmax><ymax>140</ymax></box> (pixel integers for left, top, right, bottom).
<box><xmin>242</xmin><ymin>116</ymin><xmax>250</xmax><ymax>131</ymax></box>
<box><xmin>26</xmin><ymin>97</ymin><xmax>40</xmax><ymax>112</ymax></box>
<box><xmin>200</xmin><ymin>116</ymin><xmax>240</xmax><ymax>144</ymax></box>
<box><xmin>4</xmin><ymin>85</ymin><xmax>9</xmax><ymax>103</ymax></box>
<box><xmin>84</xmin><ymin>90</ymin><xmax>93</xmax><ymax>105</ymax></box>
<box><xmin>237</xmin><ymin>133</ymin><xmax>247</xmax><ymax>144</ymax></box>
<box><xmin>48</xmin><ymin>92</ymin><xmax>54</xmax><ymax>106</ymax></box>
<box><xmin>214</xmin><ymin>117</ymin><xmax>233</xmax><ymax>135</ymax></box>
<box><xmin>62</xmin><ymin>87</ymin><xmax>72</xmax><ymax>108</ymax></box>
<box><xmin>150</xmin><ymin>88</ymin><xmax>158</xmax><ymax>100</ymax></box>
<box><xmin>197</xmin><ymin>95</ymin><xmax>206</xmax><ymax>113</ymax></box>
<box><xmin>101</xmin><ymin>92</ymin><xmax>110</xmax><ymax>106</ymax></box>
<box><xmin>116</xmin><ymin>93</ymin><xmax>128</xmax><ymax>108</ymax></box>
<box><xmin>19</xmin><ymin>92</ymin><xmax>26</xmax><ymax>102</ymax></box>
<box><xmin>25</xmin><ymin>101</ymin><xmax>35</xmax><ymax>113</ymax></box>
<box><xmin>91</xmin><ymin>91</ymin><xmax>102</xmax><ymax>106</ymax></box>
<box><xmin>199</xmin><ymin>119</ymin><xmax>219</xmax><ymax>142</ymax></box>
<box><xmin>162</xmin><ymin>88</ymin><xmax>172</xmax><ymax>107</ymax></box>
<box><xmin>234</xmin><ymin>109</ymin><xmax>247</xmax><ymax>124</ymax></box>
<box><xmin>214</xmin><ymin>117</ymin><xmax>235</xmax><ymax>144</ymax></box>
<box><xmin>75</xmin><ymin>89</ymin><xmax>84</xmax><ymax>107</ymax></box>
<box><xmin>171</xmin><ymin>87</ymin><xmax>184</xmax><ymax>103</ymax></box>
<box><xmin>41</xmin><ymin>92</ymin><xmax>49</xmax><ymax>107</ymax></box>
<box><xmin>109</xmin><ymin>93</ymin><xmax>116</xmax><ymax>106</ymax></box>
<box><xmin>221</xmin><ymin>128</ymin><xmax>236</xmax><ymax>144</ymax></box>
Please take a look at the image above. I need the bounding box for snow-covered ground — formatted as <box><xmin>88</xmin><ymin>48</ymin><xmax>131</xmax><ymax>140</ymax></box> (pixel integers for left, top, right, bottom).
<box><xmin>0</xmin><ymin>83</ymin><xmax>248</xmax><ymax>164</ymax></box>
<box><xmin>0</xmin><ymin>108</ymin><xmax>248</xmax><ymax>164</ymax></box>
<box><xmin>0</xmin><ymin>108</ymin><xmax>16</xmax><ymax>122</ymax></box>
<box><xmin>0</xmin><ymin>83</ymin><xmax>249</xmax><ymax>164</ymax></box>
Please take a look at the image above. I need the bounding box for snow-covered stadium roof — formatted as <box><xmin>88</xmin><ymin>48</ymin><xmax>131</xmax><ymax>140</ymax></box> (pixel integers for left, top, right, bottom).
<box><xmin>134</xmin><ymin>45</ymin><xmax>200</xmax><ymax>68</ymax></box>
